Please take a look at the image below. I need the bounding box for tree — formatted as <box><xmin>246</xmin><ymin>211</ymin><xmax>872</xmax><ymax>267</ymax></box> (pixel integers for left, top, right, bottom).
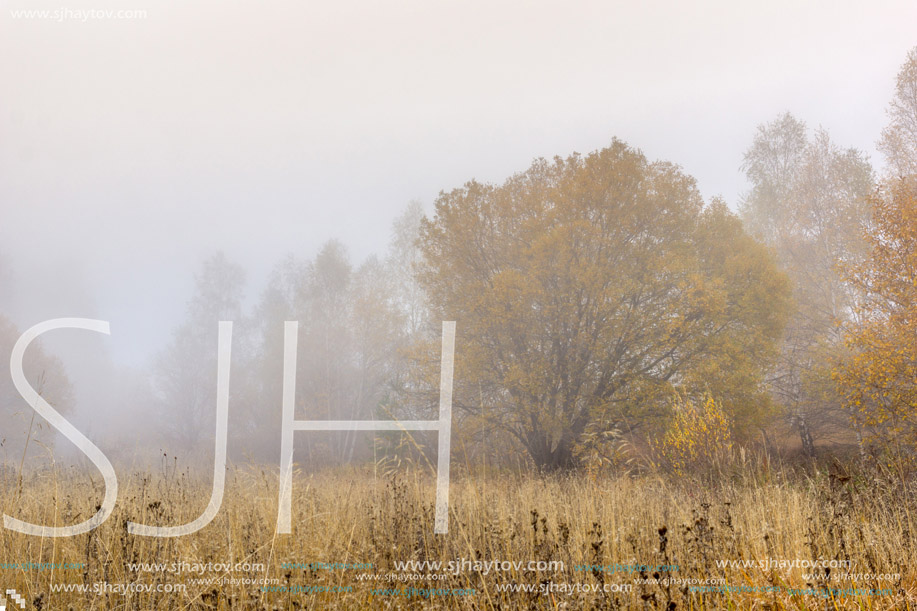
<box><xmin>153</xmin><ymin>252</ymin><xmax>248</xmax><ymax>456</ymax></box>
<box><xmin>387</xmin><ymin>200</ymin><xmax>430</xmax><ymax>338</ymax></box>
<box><xmin>417</xmin><ymin>140</ymin><xmax>791</xmax><ymax>470</ymax></box>
<box><xmin>832</xmin><ymin>48</ymin><xmax>917</xmax><ymax>465</ymax></box>
<box><xmin>740</xmin><ymin>114</ymin><xmax>874</xmax><ymax>456</ymax></box>
<box><xmin>739</xmin><ymin>113</ymin><xmax>808</xmax><ymax>245</ymax></box>
<box><xmin>0</xmin><ymin>314</ymin><xmax>72</xmax><ymax>467</ymax></box>
<box><xmin>833</xmin><ymin>179</ymin><xmax>917</xmax><ymax>462</ymax></box>
<box><xmin>879</xmin><ymin>47</ymin><xmax>917</xmax><ymax>180</ymax></box>
<box><xmin>253</xmin><ymin>241</ymin><xmax>406</xmax><ymax>464</ymax></box>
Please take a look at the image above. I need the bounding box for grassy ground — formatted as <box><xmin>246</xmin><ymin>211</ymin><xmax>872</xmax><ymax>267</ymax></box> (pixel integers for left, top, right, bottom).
<box><xmin>0</xmin><ymin>460</ymin><xmax>914</xmax><ymax>610</ymax></box>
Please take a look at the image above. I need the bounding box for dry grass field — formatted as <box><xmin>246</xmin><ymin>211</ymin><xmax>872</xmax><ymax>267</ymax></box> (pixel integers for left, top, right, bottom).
<box><xmin>0</xmin><ymin>459</ymin><xmax>915</xmax><ymax>610</ymax></box>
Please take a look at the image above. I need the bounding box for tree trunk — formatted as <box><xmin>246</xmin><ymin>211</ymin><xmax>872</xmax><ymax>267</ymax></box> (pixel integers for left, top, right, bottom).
<box><xmin>528</xmin><ymin>437</ymin><xmax>577</xmax><ymax>471</ymax></box>
<box><xmin>796</xmin><ymin>414</ymin><xmax>816</xmax><ymax>458</ymax></box>
<box><xmin>848</xmin><ymin>407</ymin><xmax>868</xmax><ymax>464</ymax></box>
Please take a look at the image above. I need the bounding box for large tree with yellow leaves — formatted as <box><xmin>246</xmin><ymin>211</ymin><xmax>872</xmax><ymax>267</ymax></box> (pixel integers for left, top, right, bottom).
<box><xmin>417</xmin><ymin>140</ymin><xmax>791</xmax><ymax>469</ymax></box>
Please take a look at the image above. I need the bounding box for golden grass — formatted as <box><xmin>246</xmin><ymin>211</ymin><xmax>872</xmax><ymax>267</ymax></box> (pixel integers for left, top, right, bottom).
<box><xmin>0</xmin><ymin>462</ymin><xmax>914</xmax><ymax>610</ymax></box>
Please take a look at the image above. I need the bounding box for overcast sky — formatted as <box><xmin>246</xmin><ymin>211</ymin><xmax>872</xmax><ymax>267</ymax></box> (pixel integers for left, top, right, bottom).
<box><xmin>1</xmin><ymin>0</ymin><xmax>916</xmax><ymax>370</ymax></box>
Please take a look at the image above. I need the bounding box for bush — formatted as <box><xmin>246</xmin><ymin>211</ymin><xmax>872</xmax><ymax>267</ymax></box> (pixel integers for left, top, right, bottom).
<box><xmin>655</xmin><ymin>394</ymin><xmax>734</xmax><ymax>475</ymax></box>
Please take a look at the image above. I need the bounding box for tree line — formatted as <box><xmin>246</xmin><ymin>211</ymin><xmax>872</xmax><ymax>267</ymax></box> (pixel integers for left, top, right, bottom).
<box><xmin>3</xmin><ymin>47</ymin><xmax>916</xmax><ymax>474</ymax></box>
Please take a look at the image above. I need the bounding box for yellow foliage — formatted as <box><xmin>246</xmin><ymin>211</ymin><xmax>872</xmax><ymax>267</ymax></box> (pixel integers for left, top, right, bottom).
<box><xmin>833</xmin><ymin>179</ymin><xmax>917</xmax><ymax>457</ymax></box>
<box><xmin>655</xmin><ymin>394</ymin><xmax>734</xmax><ymax>475</ymax></box>
<box><xmin>417</xmin><ymin>140</ymin><xmax>790</xmax><ymax>469</ymax></box>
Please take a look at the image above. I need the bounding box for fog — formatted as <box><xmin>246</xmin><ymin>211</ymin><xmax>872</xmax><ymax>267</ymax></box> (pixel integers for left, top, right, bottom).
<box><xmin>1</xmin><ymin>0</ymin><xmax>915</xmax><ymax>465</ymax></box>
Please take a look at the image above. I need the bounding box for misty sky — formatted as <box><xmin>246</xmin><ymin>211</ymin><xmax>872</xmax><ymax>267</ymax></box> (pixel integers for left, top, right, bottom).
<box><xmin>1</xmin><ymin>0</ymin><xmax>916</xmax><ymax>370</ymax></box>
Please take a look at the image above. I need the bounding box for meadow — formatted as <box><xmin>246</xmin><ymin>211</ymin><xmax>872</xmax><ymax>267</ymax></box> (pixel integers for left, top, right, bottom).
<box><xmin>0</xmin><ymin>456</ymin><xmax>914</xmax><ymax>610</ymax></box>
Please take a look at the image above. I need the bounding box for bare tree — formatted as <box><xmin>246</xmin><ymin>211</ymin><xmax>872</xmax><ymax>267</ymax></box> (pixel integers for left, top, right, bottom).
<box><xmin>387</xmin><ymin>200</ymin><xmax>430</xmax><ymax>338</ymax></box>
<box><xmin>153</xmin><ymin>252</ymin><xmax>247</xmax><ymax>458</ymax></box>
<box><xmin>252</xmin><ymin>241</ymin><xmax>406</xmax><ymax>465</ymax></box>
<box><xmin>879</xmin><ymin>47</ymin><xmax>917</xmax><ymax>181</ymax></box>
<box><xmin>0</xmin><ymin>314</ymin><xmax>72</xmax><ymax>469</ymax></box>
<box><xmin>740</xmin><ymin>114</ymin><xmax>874</xmax><ymax>456</ymax></box>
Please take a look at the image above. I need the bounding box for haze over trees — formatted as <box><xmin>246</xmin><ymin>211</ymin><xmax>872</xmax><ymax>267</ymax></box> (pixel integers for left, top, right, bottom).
<box><xmin>6</xmin><ymin>48</ymin><xmax>917</xmax><ymax>477</ymax></box>
<box><xmin>78</xmin><ymin>45</ymin><xmax>917</xmax><ymax>470</ymax></box>
<box><xmin>0</xmin><ymin>255</ymin><xmax>71</xmax><ymax>467</ymax></box>
<box><xmin>739</xmin><ymin>113</ymin><xmax>874</xmax><ymax>456</ymax></box>
<box><xmin>0</xmin><ymin>313</ymin><xmax>72</xmax><ymax>467</ymax></box>
<box><xmin>251</xmin><ymin>241</ymin><xmax>407</xmax><ymax>464</ymax></box>
<box><xmin>152</xmin><ymin>252</ymin><xmax>250</xmax><ymax>457</ymax></box>
<box><xmin>879</xmin><ymin>47</ymin><xmax>917</xmax><ymax>180</ymax></box>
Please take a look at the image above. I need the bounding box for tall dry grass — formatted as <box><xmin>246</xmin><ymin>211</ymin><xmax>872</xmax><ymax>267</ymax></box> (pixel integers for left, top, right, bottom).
<box><xmin>0</xmin><ymin>458</ymin><xmax>914</xmax><ymax>610</ymax></box>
